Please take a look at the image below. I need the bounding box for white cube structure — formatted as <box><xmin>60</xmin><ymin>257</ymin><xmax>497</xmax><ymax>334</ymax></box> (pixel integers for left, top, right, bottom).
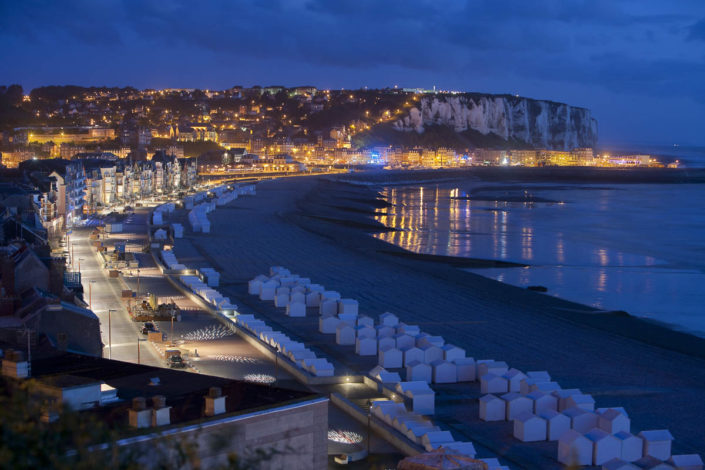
<box><xmin>454</xmin><ymin>357</ymin><xmax>476</xmax><ymax>382</ymax></box>
<box><xmin>417</xmin><ymin>335</ymin><xmax>445</xmax><ymax>348</ymax></box>
<box><xmin>477</xmin><ymin>360</ymin><xmax>509</xmax><ymax>378</ymax></box>
<box><xmin>305</xmin><ymin>291</ymin><xmax>321</xmax><ymax>307</ymax></box>
<box><xmin>379</xmin><ymin>312</ymin><xmax>399</xmax><ymax>327</ymax></box>
<box><xmin>479</xmin><ymin>394</ymin><xmax>505</xmax><ymax>421</ymax></box>
<box><xmin>504</xmin><ymin>368</ymin><xmax>527</xmax><ymax>392</ymax></box>
<box><xmin>513</xmin><ymin>412</ymin><xmax>547</xmax><ymax>442</ymax></box>
<box><xmin>337</xmin><ymin>298</ymin><xmax>359</xmax><ymax>315</ymax></box>
<box><xmin>397</xmin><ymin>323</ymin><xmax>420</xmax><ymax>336</ymax></box>
<box><xmin>639</xmin><ymin>430</ymin><xmax>674</xmax><ymax>461</ymax></box>
<box><xmin>553</xmin><ymin>389</ymin><xmax>583</xmax><ymax>411</ymax></box>
<box><xmin>286</xmin><ymin>302</ymin><xmax>306</xmax><ymax>317</ymax></box>
<box><xmin>564</xmin><ymin>407</ymin><xmax>599</xmax><ymax>434</ymax></box>
<box><xmin>566</xmin><ymin>393</ymin><xmax>596</xmax><ymax>411</ymax></box>
<box><xmin>558</xmin><ymin>429</ymin><xmax>593</xmax><ymax>466</ymax></box>
<box><xmin>441</xmin><ymin>344</ymin><xmax>465</xmax><ymax>362</ymax></box>
<box><xmin>290</xmin><ymin>291</ymin><xmax>306</xmax><ymax>304</ymax></box>
<box><xmin>259</xmin><ymin>281</ymin><xmax>278</xmax><ymax>301</ymax></box>
<box><xmin>599</xmin><ymin>409</ymin><xmax>631</xmax><ymax>434</ymax></box>
<box><xmin>540</xmin><ymin>409</ymin><xmax>571</xmax><ymax>441</ymax></box>
<box><xmin>420</xmin><ymin>345</ymin><xmax>443</xmax><ymax>364</ymax></box>
<box><xmin>320</xmin><ymin>291</ymin><xmax>341</xmax><ymax>302</ymax></box>
<box><xmin>376</xmin><ymin>325</ymin><xmax>395</xmax><ymax>338</ymax></box>
<box><xmin>378</xmin><ymin>346</ymin><xmax>403</xmax><ymax>368</ymax></box>
<box><xmin>394</xmin><ymin>333</ymin><xmax>415</xmax><ymax>350</ymax></box>
<box><xmin>406</xmin><ymin>361</ymin><xmax>432</xmax><ymax>383</ymax></box>
<box><xmin>338</xmin><ymin>312</ymin><xmax>358</xmax><ymax>325</ymax></box>
<box><xmin>669</xmin><ymin>454</ymin><xmax>704</xmax><ymax>470</ymax></box>
<box><xmin>356</xmin><ymin>325</ymin><xmax>376</xmax><ymax>339</ymax></box>
<box><xmin>356</xmin><ymin>337</ymin><xmax>377</xmax><ymax>356</ymax></box>
<box><xmin>336</xmin><ymin>323</ymin><xmax>356</xmax><ymax>345</ymax></box>
<box><xmin>614</xmin><ymin>431</ymin><xmax>643</xmax><ymax>463</ymax></box>
<box><xmin>527</xmin><ymin>370</ymin><xmax>551</xmax><ymax>381</ymax></box>
<box><xmin>402</xmin><ymin>347</ymin><xmax>424</xmax><ymax>367</ymax></box>
<box><xmin>320</xmin><ymin>299</ymin><xmax>339</xmax><ymax>316</ymax></box>
<box><xmin>431</xmin><ymin>360</ymin><xmax>457</xmax><ymax>384</ymax></box>
<box><xmin>587</xmin><ymin>428</ymin><xmax>622</xmax><ymax>465</ymax></box>
<box><xmin>397</xmin><ymin>382</ymin><xmax>435</xmax><ymax>415</ymax></box>
<box><xmin>319</xmin><ymin>316</ymin><xmax>341</xmax><ymax>334</ymax></box>
<box><xmin>503</xmin><ymin>392</ymin><xmax>533</xmax><ymax>421</ymax></box>
<box><xmin>357</xmin><ymin>315</ymin><xmax>374</xmax><ymax>328</ymax></box>
<box><xmin>527</xmin><ymin>391</ymin><xmax>558</xmax><ymax>414</ymax></box>
<box><xmin>481</xmin><ymin>373</ymin><xmax>509</xmax><ymax>394</ymax></box>
<box><xmin>378</xmin><ymin>336</ymin><xmax>395</xmax><ymax>353</ymax></box>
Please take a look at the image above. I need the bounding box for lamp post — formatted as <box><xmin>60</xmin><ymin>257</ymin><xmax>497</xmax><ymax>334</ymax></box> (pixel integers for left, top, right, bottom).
<box><xmin>88</xmin><ymin>280</ymin><xmax>96</xmax><ymax>310</ymax></box>
<box><xmin>108</xmin><ymin>309</ymin><xmax>115</xmax><ymax>359</ymax></box>
<box><xmin>78</xmin><ymin>258</ymin><xmax>84</xmax><ymax>275</ymax></box>
<box><xmin>71</xmin><ymin>243</ymin><xmax>75</xmax><ymax>270</ymax></box>
<box><xmin>136</xmin><ymin>268</ymin><xmax>141</xmax><ymax>296</ymax></box>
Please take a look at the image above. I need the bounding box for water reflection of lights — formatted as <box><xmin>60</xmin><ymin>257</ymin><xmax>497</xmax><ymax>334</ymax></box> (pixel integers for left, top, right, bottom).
<box><xmin>328</xmin><ymin>430</ymin><xmax>364</xmax><ymax>444</ymax></box>
<box><xmin>184</xmin><ymin>325</ymin><xmax>234</xmax><ymax>341</ymax></box>
<box><xmin>211</xmin><ymin>354</ymin><xmax>260</xmax><ymax>364</ymax></box>
<box><xmin>243</xmin><ymin>373</ymin><xmax>276</xmax><ymax>384</ymax></box>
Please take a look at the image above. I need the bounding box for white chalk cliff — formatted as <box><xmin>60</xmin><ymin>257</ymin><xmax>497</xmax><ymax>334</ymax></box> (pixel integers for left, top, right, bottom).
<box><xmin>393</xmin><ymin>94</ymin><xmax>598</xmax><ymax>149</ymax></box>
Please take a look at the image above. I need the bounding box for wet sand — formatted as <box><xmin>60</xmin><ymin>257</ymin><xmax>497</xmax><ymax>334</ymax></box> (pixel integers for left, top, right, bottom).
<box><xmin>181</xmin><ymin>170</ymin><xmax>705</xmax><ymax>460</ymax></box>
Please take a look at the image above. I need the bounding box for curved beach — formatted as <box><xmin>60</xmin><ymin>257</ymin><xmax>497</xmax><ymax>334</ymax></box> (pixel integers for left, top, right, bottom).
<box><xmin>175</xmin><ymin>171</ymin><xmax>705</xmax><ymax>461</ymax></box>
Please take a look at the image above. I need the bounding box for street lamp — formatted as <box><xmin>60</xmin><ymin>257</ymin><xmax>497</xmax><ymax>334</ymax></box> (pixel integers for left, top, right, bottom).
<box><xmin>78</xmin><ymin>258</ymin><xmax>84</xmax><ymax>275</ymax></box>
<box><xmin>88</xmin><ymin>280</ymin><xmax>96</xmax><ymax>310</ymax></box>
<box><xmin>108</xmin><ymin>309</ymin><xmax>116</xmax><ymax>359</ymax></box>
<box><xmin>136</xmin><ymin>268</ymin><xmax>141</xmax><ymax>296</ymax></box>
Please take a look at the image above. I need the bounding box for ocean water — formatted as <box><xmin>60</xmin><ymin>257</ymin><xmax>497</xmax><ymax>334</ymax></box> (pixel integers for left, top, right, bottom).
<box><xmin>373</xmin><ymin>182</ymin><xmax>705</xmax><ymax>336</ymax></box>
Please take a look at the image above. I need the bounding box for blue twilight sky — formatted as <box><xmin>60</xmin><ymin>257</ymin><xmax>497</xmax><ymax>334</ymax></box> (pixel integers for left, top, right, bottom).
<box><xmin>1</xmin><ymin>0</ymin><xmax>704</xmax><ymax>146</ymax></box>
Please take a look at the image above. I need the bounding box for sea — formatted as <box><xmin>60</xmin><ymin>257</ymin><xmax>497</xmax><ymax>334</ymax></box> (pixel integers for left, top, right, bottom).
<box><xmin>372</xmin><ymin>151</ymin><xmax>705</xmax><ymax>337</ymax></box>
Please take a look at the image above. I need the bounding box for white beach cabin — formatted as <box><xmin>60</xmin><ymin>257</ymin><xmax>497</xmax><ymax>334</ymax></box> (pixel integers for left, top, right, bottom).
<box><xmin>454</xmin><ymin>357</ymin><xmax>476</xmax><ymax>382</ymax></box>
<box><xmin>406</xmin><ymin>361</ymin><xmax>432</xmax><ymax>383</ymax></box>
<box><xmin>566</xmin><ymin>393</ymin><xmax>596</xmax><ymax>411</ymax></box>
<box><xmin>504</xmin><ymin>368</ymin><xmax>527</xmax><ymax>392</ymax></box>
<box><xmin>564</xmin><ymin>407</ymin><xmax>599</xmax><ymax>434</ymax></box>
<box><xmin>513</xmin><ymin>411</ymin><xmax>547</xmax><ymax>442</ymax></box>
<box><xmin>669</xmin><ymin>454</ymin><xmax>704</xmax><ymax>470</ymax></box>
<box><xmin>599</xmin><ymin>408</ymin><xmax>631</xmax><ymax>434</ymax></box>
<box><xmin>503</xmin><ymin>392</ymin><xmax>533</xmax><ymax>421</ymax></box>
<box><xmin>442</xmin><ymin>344</ymin><xmax>465</xmax><ymax>362</ymax></box>
<box><xmin>553</xmin><ymin>389</ymin><xmax>584</xmax><ymax>411</ymax></box>
<box><xmin>479</xmin><ymin>394</ymin><xmax>505</xmax><ymax>421</ymax></box>
<box><xmin>319</xmin><ymin>316</ymin><xmax>341</xmax><ymax>334</ymax></box>
<box><xmin>527</xmin><ymin>390</ymin><xmax>558</xmax><ymax>414</ymax></box>
<box><xmin>356</xmin><ymin>337</ymin><xmax>377</xmax><ymax>356</ymax></box>
<box><xmin>614</xmin><ymin>431</ymin><xmax>643</xmax><ymax>463</ymax></box>
<box><xmin>481</xmin><ymin>373</ymin><xmax>509</xmax><ymax>394</ymax></box>
<box><xmin>379</xmin><ymin>312</ymin><xmax>399</xmax><ymax>327</ymax></box>
<box><xmin>477</xmin><ymin>360</ymin><xmax>509</xmax><ymax>378</ymax></box>
<box><xmin>558</xmin><ymin>429</ymin><xmax>593</xmax><ymax>466</ymax></box>
<box><xmin>402</xmin><ymin>346</ymin><xmax>425</xmax><ymax>367</ymax></box>
<box><xmin>431</xmin><ymin>360</ymin><xmax>457</xmax><ymax>384</ymax></box>
<box><xmin>336</xmin><ymin>323</ymin><xmax>356</xmax><ymax>345</ymax></box>
<box><xmin>420</xmin><ymin>344</ymin><xmax>444</xmax><ymax>364</ymax></box>
<box><xmin>586</xmin><ymin>428</ymin><xmax>622</xmax><ymax>465</ymax></box>
<box><xmin>394</xmin><ymin>333</ymin><xmax>415</xmax><ymax>350</ymax></box>
<box><xmin>337</xmin><ymin>298</ymin><xmax>358</xmax><ymax>315</ymax></box>
<box><xmin>286</xmin><ymin>301</ymin><xmax>306</xmax><ymax>317</ymax></box>
<box><xmin>639</xmin><ymin>430</ymin><xmax>674</xmax><ymax>460</ymax></box>
<box><xmin>540</xmin><ymin>409</ymin><xmax>571</xmax><ymax>441</ymax></box>
<box><xmin>378</xmin><ymin>346</ymin><xmax>403</xmax><ymax>369</ymax></box>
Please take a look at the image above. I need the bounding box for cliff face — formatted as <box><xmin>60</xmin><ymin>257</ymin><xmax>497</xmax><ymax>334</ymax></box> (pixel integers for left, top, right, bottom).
<box><xmin>393</xmin><ymin>94</ymin><xmax>598</xmax><ymax>149</ymax></box>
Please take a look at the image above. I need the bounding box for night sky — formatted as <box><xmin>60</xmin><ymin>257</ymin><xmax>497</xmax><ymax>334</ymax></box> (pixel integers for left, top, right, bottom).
<box><xmin>1</xmin><ymin>0</ymin><xmax>704</xmax><ymax>146</ymax></box>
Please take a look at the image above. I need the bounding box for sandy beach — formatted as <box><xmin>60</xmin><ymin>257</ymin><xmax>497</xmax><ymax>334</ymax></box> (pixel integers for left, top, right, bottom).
<box><xmin>175</xmin><ymin>169</ymin><xmax>705</xmax><ymax>463</ymax></box>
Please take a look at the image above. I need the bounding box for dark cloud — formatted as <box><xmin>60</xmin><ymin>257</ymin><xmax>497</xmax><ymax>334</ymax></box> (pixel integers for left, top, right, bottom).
<box><xmin>0</xmin><ymin>0</ymin><xmax>704</xmax><ymax>143</ymax></box>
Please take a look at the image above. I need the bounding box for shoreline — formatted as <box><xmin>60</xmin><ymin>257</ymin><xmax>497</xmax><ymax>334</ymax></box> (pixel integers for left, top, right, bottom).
<box><xmin>181</xmin><ymin>172</ymin><xmax>705</xmax><ymax>458</ymax></box>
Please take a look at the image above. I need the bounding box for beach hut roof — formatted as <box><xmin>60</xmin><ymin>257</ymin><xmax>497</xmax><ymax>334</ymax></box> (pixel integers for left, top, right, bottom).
<box><xmin>669</xmin><ymin>454</ymin><xmax>704</xmax><ymax>467</ymax></box>
<box><xmin>601</xmin><ymin>409</ymin><xmax>628</xmax><ymax>421</ymax></box>
<box><xmin>501</xmin><ymin>392</ymin><xmax>526</xmax><ymax>403</ymax></box>
<box><xmin>559</xmin><ymin>429</ymin><xmax>589</xmax><ymax>445</ymax></box>
<box><xmin>514</xmin><ymin>411</ymin><xmax>540</xmax><ymax>424</ymax></box>
<box><xmin>585</xmin><ymin>428</ymin><xmax>613</xmax><ymax>442</ymax></box>
<box><xmin>479</xmin><ymin>394</ymin><xmax>502</xmax><ymax>404</ymax></box>
<box><xmin>639</xmin><ymin>430</ymin><xmax>674</xmax><ymax>441</ymax></box>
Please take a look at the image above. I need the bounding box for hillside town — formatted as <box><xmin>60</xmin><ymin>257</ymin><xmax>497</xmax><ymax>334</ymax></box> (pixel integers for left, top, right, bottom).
<box><xmin>0</xmin><ymin>85</ymin><xmax>669</xmax><ymax>172</ymax></box>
